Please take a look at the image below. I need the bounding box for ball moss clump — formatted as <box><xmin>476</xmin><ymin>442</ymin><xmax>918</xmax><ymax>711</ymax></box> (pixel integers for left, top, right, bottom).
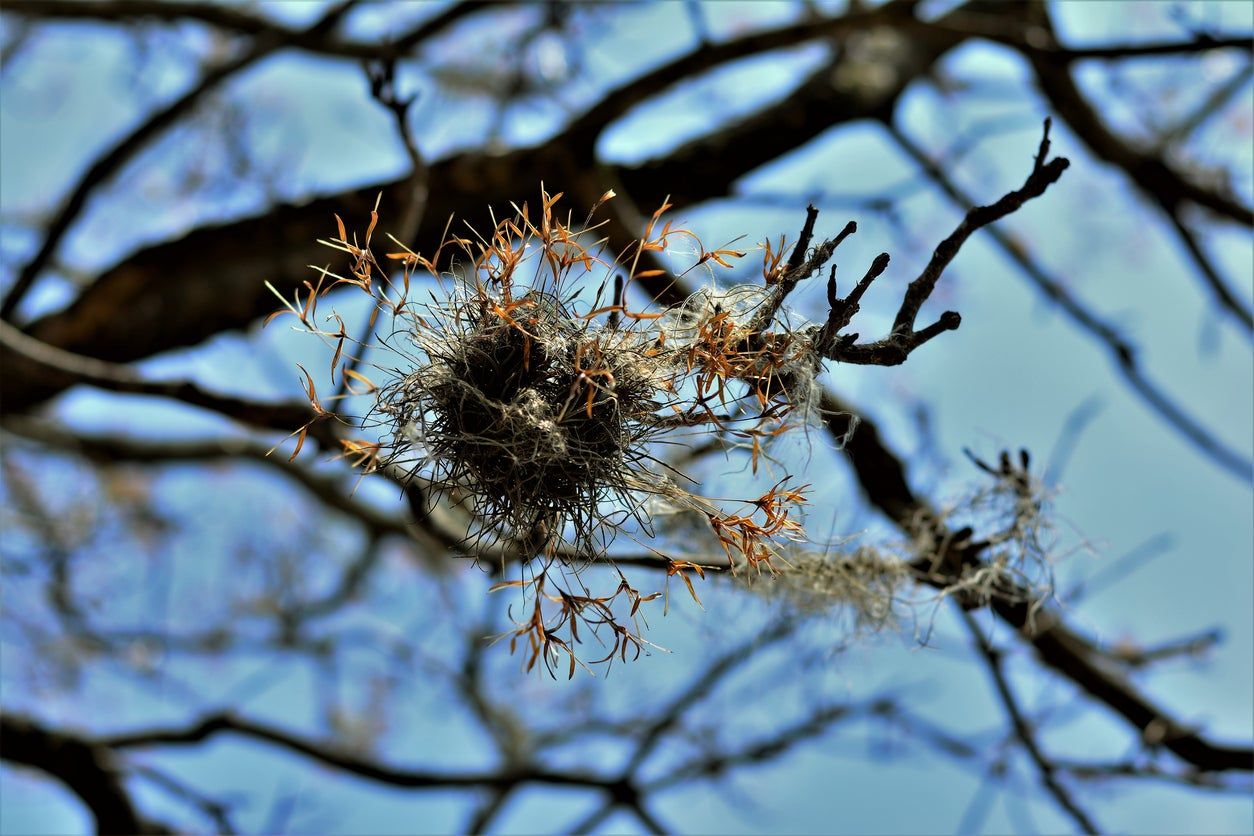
<box><xmin>378</xmin><ymin>288</ymin><xmax>672</xmax><ymax>555</ymax></box>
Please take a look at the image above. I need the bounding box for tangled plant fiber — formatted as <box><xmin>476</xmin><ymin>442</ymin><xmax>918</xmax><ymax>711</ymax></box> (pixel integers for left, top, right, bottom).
<box><xmin>269</xmin><ymin>189</ymin><xmax>828</xmax><ymax>673</ymax></box>
<box><xmin>273</xmin><ymin>184</ymin><xmax>1051</xmax><ymax>674</ymax></box>
<box><xmin>268</xmin><ymin>126</ymin><xmax>1072</xmax><ymax>675</ymax></box>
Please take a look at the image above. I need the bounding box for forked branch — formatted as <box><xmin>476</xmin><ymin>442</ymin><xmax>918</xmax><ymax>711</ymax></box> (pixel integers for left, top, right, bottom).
<box><xmin>779</xmin><ymin>119</ymin><xmax>1070</xmax><ymax>367</ymax></box>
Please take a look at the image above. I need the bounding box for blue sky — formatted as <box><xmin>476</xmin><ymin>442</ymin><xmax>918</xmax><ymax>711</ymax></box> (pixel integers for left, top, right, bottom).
<box><xmin>1</xmin><ymin>1</ymin><xmax>1251</xmax><ymax>833</ymax></box>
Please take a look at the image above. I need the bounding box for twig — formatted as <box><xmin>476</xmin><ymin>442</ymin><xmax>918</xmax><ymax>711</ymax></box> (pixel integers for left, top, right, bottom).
<box><xmin>806</xmin><ymin>120</ymin><xmax>1067</xmax><ymax>367</ymax></box>
<box><xmin>102</xmin><ymin>712</ymin><xmax>623</xmax><ymax>793</ymax></box>
<box><xmin>1099</xmin><ymin>627</ymin><xmax>1224</xmax><ymax>670</ymax></box>
<box><xmin>1</xmin><ymin>0</ymin><xmax>490</xmax><ymax>62</ymax></box>
<box><xmin>1055</xmin><ymin>759</ymin><xmax>1250</xmax><ymax>793</ymax></box>
<box><xmin>332</xmin><ymin>57</ymin><xmax>430</xmax><ymax>400</ymax></box>
<box><xmin>892</xmin><ymin>119</ymin><xmax>1067</xmax><ymax>336</ymax></box>
<box><xmin>1</xmin><ymin>418</ymin><xmax>409</xmax><ymax>540</ymax></box>
<box><xmin>130</xmin><ymin>763</ymin><xmax>237</xmax><ymax>834</ymax></box>
<box><xmin>1019</xmin><ymin>12</ymin><xmax>1253</xmax><ymax>228</ymax></box>
<box><xmin>1155</xmin><ymin>61</ymin><xmax>1254</xmax><ymax>151</ymax></box>
<box><xmin>750</xmin><ymin>217</ymin><xmax>857</xmax><ymax>333</ymax></box>
<box><xmin>1041</xmin><ymin>36</ymin><xmax>1254</xmax><ymax>62</ymax></box>
<box><xmin>1165</xmin><ymin>207</ymin><xmax>1253</xmax><ymax>330</ymax></box>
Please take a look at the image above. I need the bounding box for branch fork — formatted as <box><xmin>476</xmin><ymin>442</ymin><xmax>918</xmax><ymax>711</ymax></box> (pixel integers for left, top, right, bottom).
<box><xmin>758</xmin><ymin>120</ymin><xmax>1071</xmax><ymax>368</ymax></box>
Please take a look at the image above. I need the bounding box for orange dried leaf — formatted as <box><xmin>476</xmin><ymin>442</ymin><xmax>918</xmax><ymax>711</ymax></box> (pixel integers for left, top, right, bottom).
<box><xmin>342</xmin><ymin>367</ymin><xmax>377</xmax><ymax>392</ymax></box>
<box><xmin>288</xmin><ymin>425</ymin><xmax>308</xmax><ymax>462</ymax></box>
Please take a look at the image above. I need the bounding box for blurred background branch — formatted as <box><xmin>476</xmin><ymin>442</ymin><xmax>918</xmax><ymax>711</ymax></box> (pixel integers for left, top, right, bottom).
<box><xmin>1</xmin><ymin>1</ymin><xmax>1250</xmax><ymax>833</ymax></box>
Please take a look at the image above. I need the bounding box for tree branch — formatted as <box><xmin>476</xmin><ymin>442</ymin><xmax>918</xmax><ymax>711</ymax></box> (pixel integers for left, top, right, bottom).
<box><xmin>890</xmin><ymin>119</ymin><xmax>1068</xmax><ymax>336</ymax></box>
<box><xmin>786</xmin><ymin>121</ymin><xmax>1068</xmax><ymax>367</ymax></box>
<box><xmin>0</xmin><ymin>0</ymin><xmax>489</xmax><ymax>62</ymax></box>
<box><xmin>0</xmin><ymin>714</ymin><xmax>158</xmax><ymax>835</ymax></box>
<box><xmin>0</xmin><ymin>3</ymin><xmax>975</xmax><ymax>413</ymax></box>
<box><xmin>885</xmin><ymin>121</ymin><xmax>1253</xmax><ymax>482</ymax></box>
<box><xmin>102</xmin><ymin>712</ymin><xmax>618</xmax><ymax>792</ymax></box>
<box><xmin>1020</xmin><ymin>8</ymin><xmax>1253</xmax><ymax>229</ymax></box>
<box><xmin>0</xmin><ymin>318</ymin><xmax>327</xmax><ymax>440</ymax></box>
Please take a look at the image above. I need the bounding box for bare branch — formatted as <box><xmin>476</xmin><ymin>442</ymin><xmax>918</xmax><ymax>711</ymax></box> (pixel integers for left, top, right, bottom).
<box><xmin>102</xmin><ymin>712</ymin><xmax>619</xmax><ymax>792</ymax></box>
<box><xmin>0</xmin><ymin>714</ymin><xmax>158</xmax><ymax>835</ymax></box>
<box><xmin>801</xmin><ymin>121</ymin><xmax>1068</xmax><ymax>367</ymax></box>
<box><xmin>1049</xmin><ymin>36</ymin><xmax>1254</xmax><ymax>61</ymax></box>
<box><xmin>1</xmin><ymin>418</ymin><xmax>408</xmax><ymax>540</ymax></box>
<box><xmin>1021</xmin><ymin>11</ymin><xmax>1253</xmax><ymax>229</ymax></box>
<box><xmin>0</xmin><ymin>0</ymin><xmax>489</xmax><ymax>62</ymax></box>
<box><xmin>1165</xmin><ymin>208</ymin><xmax>1253</xmax><ymax>330</ymax></box>
<box><xmin>885</xmin><ymin>121</ymin><xmax>1253</xmax><ymax>482</ymax></box>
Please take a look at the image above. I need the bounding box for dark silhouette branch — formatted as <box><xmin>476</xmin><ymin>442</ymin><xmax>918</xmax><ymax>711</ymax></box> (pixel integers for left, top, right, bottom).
<box><xmin>890</xmin><ymin>119</ymin><xmax>1067</xmax><ymax>336</ymax></box>
<box><xmin>0</xmin><ymin>0</ymin><xmax>489</xmax><ymax>62</ymax></box>
<box><xmin>0</xmin><ymin>2</ymin><xmax>974</xmax><ymax>413</ymax></box>
<box><xmin>1</xmin><ymin>418</ymin><xmax>411</xmax><ymax>540</ymax></box>
<box><xmin>0</xmin><ymin>714</ymin><xmax>159</xmax><ymax>835</ymax></box>
<box><xmin>0</xmin><ymin>319</ymin><xmax>327</xmax><ymax>441</ymax></box>
<box><xmin>101</xmin><ymin>712</ymin><xmax>630</xmax><ymax>794</ymax></box>
<box><xmin>923</xmin><ymin>11</ymin><xmax>1253</xmax><ymax>63</ymax></box>
<box><xmin>1165</xmin><ymin>208</ymin><xmax>1253</xmax><ymax>330</ymax></box>
<box><xmin>747</xmin><ymin>122</ymin><xmax>1067</xmax><ymax>369</ymax></box>
<box><xmin>1049</xmin><ymin>36</ymin><xmax>1254</xmax><ymax>61</ymax></box>
<box><xmin>1021</xmin><ymin>7</ymin><xmax>1253</xmax><ymax>230</ymax></box>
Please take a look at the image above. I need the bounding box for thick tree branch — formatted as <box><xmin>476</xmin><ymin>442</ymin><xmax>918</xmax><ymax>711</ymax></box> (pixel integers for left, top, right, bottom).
<box><xmin>0</xmin><ymin>3</ymin><xmax>974</xmax><ymax>413</ymax></box>
<box><xmin>0</xmin><ymin>714</ymin><xmax>157</xmax><ymax>835</ymax></box>
<box><xmin>564</xmin><ymin>1</ymin><xmax>916</xmax><ymax>151</ymax></box>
